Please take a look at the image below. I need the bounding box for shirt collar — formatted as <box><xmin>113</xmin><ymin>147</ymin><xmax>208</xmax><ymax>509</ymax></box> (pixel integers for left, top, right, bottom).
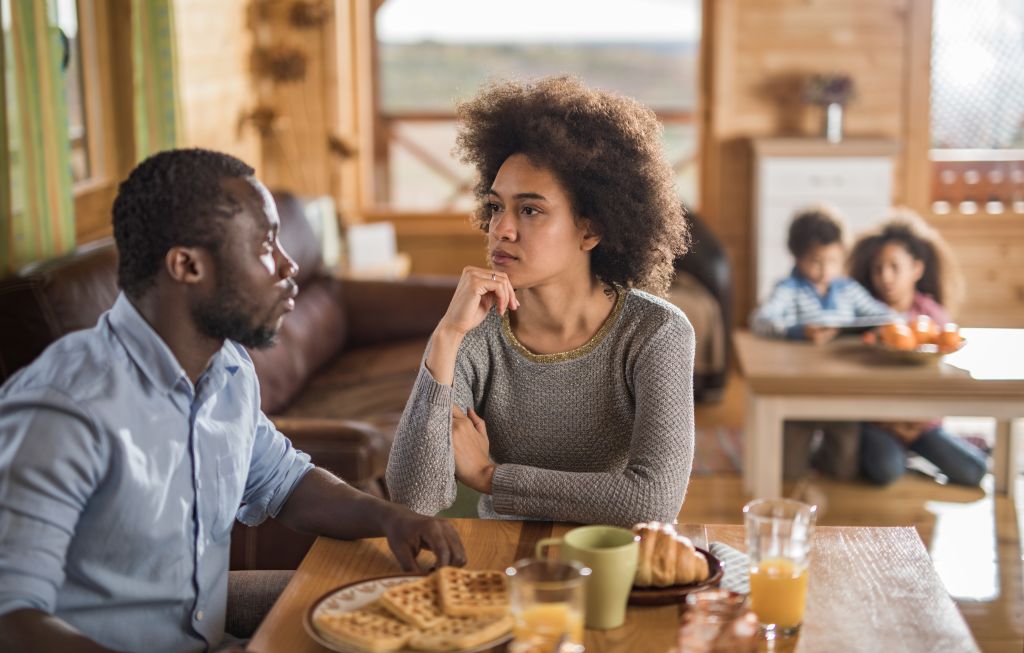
<box><xmin>108</xmin><ymin>293</ymin><xmax>239</xmax><ymax>397</ymax></box>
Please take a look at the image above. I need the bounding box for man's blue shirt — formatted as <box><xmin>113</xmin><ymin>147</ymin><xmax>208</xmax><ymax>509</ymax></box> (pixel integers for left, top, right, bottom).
<box><xmin>0</xmin><ymin>293</ymin><xmax>313</xmax><ymax>652</ymax></box>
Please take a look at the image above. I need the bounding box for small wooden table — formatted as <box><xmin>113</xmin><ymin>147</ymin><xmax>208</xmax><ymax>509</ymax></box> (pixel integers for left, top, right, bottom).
<box><xmin>248</xmin><ymin>518</ymin><xmax>979</xmax><ymax>652</ymax></box>
<box><xmin>734</xmin><ymin>328</ymin><xmax>1024</xmax><ymax>498</ymax></box>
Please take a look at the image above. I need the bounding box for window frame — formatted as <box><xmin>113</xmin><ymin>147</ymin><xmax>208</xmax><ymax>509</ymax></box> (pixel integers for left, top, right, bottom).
<box><xmin>349</xmin><ymin>0</ymin><xmax>704</xmax><ymax>220</ymax></box>
<box><xmin>70</xmin><ymin>0</ymin><xmax>134</xmax><ymax>243</ymax></box>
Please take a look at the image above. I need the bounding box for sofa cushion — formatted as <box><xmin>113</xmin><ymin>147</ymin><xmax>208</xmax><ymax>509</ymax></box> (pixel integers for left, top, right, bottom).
<box><xmin>249</xmin><ymin>276</ymin><xmax>348</xmax><ymax>414</ymax></box>
<box><xmin>279</xmin><ymin>336</ymin><xmax>427</xmax><ymax>424</ymax></box>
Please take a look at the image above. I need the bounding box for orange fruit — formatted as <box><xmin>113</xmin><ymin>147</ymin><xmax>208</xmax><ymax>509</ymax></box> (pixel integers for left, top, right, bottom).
<box><xmin>880</xmin><ymin>323</ymin><xmax>917</xmax><ymax>350</ymax></box>
<box><xmin>937</xmin><ymin>323</ymin><xmax>963</xmax><ymax>352</ymax></box>
<box><xmin>912</xmin><ymin>315</ymin><xmax>940</xmax><ymax>345</ymax></box>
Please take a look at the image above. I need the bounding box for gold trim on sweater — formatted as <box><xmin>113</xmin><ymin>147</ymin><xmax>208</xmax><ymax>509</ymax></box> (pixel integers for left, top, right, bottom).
<box><xmin>501</xmin><ymin>287</ymin><xmax>626</xmax><ymax>363</ymax></box>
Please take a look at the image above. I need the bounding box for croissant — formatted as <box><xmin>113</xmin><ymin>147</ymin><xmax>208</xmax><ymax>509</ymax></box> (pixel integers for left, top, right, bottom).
<box><xmin>632</xmin><ymin>521</ymin><xmax>710</xmax><ymax>587</ymax></box>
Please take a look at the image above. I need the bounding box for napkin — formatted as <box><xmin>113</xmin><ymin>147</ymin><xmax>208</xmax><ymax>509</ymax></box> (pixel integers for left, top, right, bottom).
<box><xmin>709</xmin><ymin>541</ymin><xmax>750</xmax><ymax>595</ymax></box>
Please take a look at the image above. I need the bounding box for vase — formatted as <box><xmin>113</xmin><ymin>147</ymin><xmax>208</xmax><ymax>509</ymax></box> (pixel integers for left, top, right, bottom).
<box><xmin>824</xmin><ymin>103</ymin><xmax>844</xmax><ymax>143</ymax></box>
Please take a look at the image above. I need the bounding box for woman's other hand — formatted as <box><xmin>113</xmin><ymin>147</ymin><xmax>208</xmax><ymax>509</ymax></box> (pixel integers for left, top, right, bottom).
<box><xmin>452</xmin><ymin>406</ymin><xmax>496</xmax><ymax>494</ymax></box>
<box><xmin>439</xmin><ymin>266</ymin><xmax>518</xmax><ymax>337</ymax></box>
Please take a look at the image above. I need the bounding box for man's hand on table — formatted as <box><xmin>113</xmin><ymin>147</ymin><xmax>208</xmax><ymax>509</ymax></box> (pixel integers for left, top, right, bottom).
<box><xmin>382</xmin><ymin>509</ymin><xmax>467</xmax><ymax>572</ymax></box>
<box><xmin>276</xmin><ymin>467</ymin><xmax>467</xmax><ymax>572</ymax></box>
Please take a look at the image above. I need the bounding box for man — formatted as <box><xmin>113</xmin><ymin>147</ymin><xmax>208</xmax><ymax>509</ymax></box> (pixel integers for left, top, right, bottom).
<box><xmin>0</xmin><ymin>149</ymin><xmax>465</xmax><ymax>652</ymax></box>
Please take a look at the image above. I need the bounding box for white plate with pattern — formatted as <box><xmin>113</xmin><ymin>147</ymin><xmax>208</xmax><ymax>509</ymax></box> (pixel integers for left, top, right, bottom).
<box><xmin>304</xmin><ymin>574</ymin><xmax>514</xmax><ymax>653</ymax></box>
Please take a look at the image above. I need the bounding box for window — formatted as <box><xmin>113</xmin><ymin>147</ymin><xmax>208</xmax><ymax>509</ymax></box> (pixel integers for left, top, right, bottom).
<box><xmin>373</xmin><ymin>0</ymin><xmax>702</xmax><ymax>213</ymax></box>
<box><xmin>930</xmin><ymin>0</ymin><xmax>1024</xmax><ymax>215</ymax></box>
<box><xmin>55</xmin><ymin>0</ymin><xmax>91</xmax><ymax>182</ymax></box>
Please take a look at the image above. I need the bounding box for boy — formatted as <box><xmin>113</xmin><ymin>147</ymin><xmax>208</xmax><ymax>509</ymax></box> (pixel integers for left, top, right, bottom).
<box><xmin>752</xmin><ymin>206</ymin><xmax>892</xmax><ymax>344</ymax></box>
<box><xmin>751</xmin><ymin>206</ymin><xmax>893</xmax><ymax>481</ymax></box>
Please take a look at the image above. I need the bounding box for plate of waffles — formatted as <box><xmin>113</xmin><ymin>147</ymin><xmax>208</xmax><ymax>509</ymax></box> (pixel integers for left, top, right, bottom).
<box><xmin>305</xmin><ymin>567</ymin><xmax>514</xmax><ymax>653</ymax></box>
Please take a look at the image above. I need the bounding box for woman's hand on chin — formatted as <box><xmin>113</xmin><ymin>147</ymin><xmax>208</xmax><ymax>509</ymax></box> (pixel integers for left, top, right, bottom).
<box><xmin>439</xmin><ymin>266</ymin><xmax>519</xmax><ymax>337</ymax></box>
<box><xmin>452</xmin><ymin>405</ymin><xmax>496</xmax><ymax>494</ymax></box>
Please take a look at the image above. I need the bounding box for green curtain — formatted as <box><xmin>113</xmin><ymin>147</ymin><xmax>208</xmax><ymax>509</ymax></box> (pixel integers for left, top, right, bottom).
<box><xmin>132</xmin><ymin>0</ymin><xmax>180</xmax><ymax>160</ymax></box>
<box><xmin>0</xmin><ymin>0</ymin><xmax>75</xmax><ymax>274</ymax></box>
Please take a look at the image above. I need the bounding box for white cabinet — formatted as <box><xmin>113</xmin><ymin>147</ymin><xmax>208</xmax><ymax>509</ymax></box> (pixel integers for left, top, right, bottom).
<box><xmin>751</xmin><ymin>138</ymin><xmax>900</xmax><ymax>303</ymax></box>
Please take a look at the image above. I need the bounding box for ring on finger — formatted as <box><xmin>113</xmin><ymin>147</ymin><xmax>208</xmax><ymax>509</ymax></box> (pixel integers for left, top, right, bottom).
<box><xmin>490</xmin><ymin>273</ymin><xmax>496</xmax><ymax>281</ymax></box>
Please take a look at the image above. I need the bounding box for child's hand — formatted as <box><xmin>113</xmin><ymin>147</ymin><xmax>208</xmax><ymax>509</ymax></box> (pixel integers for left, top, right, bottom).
<box><xmin>804</xmin><ymin>325</ymin><xmax>839</xmax><ymax>345</ymax></box>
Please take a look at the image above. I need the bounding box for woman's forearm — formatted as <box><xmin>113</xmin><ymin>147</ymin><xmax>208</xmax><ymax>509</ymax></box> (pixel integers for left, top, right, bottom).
<box><xmin>385</xmin><ymin>365</ymin><xmax>460</xmax><ymax>515</ymax></box>
<box><xmin>425</xmin><ymin>325</ymin><xmax>464</xmax><ymax>386</ymax></box>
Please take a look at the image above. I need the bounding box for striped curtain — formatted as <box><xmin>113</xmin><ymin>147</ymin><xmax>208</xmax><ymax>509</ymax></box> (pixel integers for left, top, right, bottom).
<box><xmin>0</xmin><ymin>0</ymin><xmax>75</xmax><ymax>274</ymax></box>
<box><xmin>132</xmin><ymin>0</ymin><xmax>180</xmax><ymax>159</ymax></box>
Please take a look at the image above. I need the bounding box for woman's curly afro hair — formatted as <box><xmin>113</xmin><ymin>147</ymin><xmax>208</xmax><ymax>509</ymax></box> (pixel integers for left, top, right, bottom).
<box><xmin>454</xmin><ymin>76</ymin><xmax>688</xmax><ymax>295</ymax></box>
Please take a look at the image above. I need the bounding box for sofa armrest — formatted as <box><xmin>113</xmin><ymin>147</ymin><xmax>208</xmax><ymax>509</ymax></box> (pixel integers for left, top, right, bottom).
<box><xmin>339</xmin><ymin>276</ymin><xmax>458</xmax><ymax>348</ymax></box>
<box><xmin>270</xmin><ymin>416</ymin><xmax>392</xmax><ymax>494</ymax></box>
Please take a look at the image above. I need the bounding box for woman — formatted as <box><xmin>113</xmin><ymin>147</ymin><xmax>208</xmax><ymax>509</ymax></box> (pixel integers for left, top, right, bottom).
<box><xmin>385</xmin><ymin>76</ymin><xmax>694</xmax><ymax>526</ymax></box>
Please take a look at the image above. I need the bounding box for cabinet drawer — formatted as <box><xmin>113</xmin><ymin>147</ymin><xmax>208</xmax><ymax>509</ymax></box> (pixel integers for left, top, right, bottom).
<box><xmin>760</xmin><ymin>158</ymin><xmax>893</xmax><ymax>197</ymax></box>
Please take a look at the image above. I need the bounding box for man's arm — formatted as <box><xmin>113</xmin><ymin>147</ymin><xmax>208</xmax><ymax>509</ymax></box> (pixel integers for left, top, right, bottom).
<box><xmin>274</xmin><ymin>468</ymin><xmax>466</xmax><ymax>572</ymax></box>
<box><xmin>0</xmin><ymin>395</ymin><xmax>110</xmax><ymax>651</ymax></box>
<box><xmin>0</xmin><ymin>610</ymin><xmax>117</xmax><ymax>653</ymax></box>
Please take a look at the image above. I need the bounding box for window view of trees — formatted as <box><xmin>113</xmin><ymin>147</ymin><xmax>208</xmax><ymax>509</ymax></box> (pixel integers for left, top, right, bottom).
<box><xmin>375</xmin><ymin>0</ymin><xmax>701</xmax><ymax>212</ymax></box>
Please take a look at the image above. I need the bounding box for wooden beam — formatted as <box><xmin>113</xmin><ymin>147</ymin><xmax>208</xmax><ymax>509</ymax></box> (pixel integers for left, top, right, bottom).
<box><xmin>902</xmin><ymin>0</ymin><xmax>933</xmax><ymax>212</ymax></box>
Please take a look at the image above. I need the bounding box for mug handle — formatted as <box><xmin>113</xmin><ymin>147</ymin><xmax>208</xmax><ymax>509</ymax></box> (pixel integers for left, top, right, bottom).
<box><xmin>535</xmin><ymin>537</ymin><xmax>563</xmax><ymax>560</ymax></box>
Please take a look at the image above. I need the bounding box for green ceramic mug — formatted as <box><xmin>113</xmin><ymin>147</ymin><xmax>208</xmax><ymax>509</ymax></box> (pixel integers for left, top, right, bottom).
<box><xmin>536</xmin><ymin>525</ymin><xmax>640</xmax><ymax>630</ymax></box>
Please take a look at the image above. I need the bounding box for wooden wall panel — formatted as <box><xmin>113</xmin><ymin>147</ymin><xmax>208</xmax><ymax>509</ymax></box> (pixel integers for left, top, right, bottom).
<box><xmin>704</xmin><ymin>0</ymin><xmax>914</xmax><ymax>325</ymax></box>
<box><xmin>174</xmin><ymin>0</ymin><xmax>262</xmax><ymax>171</ymax></box>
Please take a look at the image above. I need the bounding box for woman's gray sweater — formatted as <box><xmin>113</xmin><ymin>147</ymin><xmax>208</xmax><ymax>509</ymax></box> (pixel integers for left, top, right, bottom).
<box><xmin>385</xmin><ymin>288</ymin><xmax>695</xmax><ymax>527</ymax></box>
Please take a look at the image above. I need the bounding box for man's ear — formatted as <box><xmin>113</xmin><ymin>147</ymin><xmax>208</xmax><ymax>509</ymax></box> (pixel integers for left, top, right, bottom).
<box><xmin>164</xmin><ymin>246</ymin><xmax>209</xmax><ymax>286</ymax></box>
<box><xmin>580</xmin><ymin>219</ymin><xmax>602</xmax><ymax>252</ymax></box>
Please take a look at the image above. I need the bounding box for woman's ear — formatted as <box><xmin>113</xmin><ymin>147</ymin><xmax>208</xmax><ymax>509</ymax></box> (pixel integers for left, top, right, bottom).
<box><xmin>164</xmin><ymin>246</ymin><xmax>209</xmax><ymax>286</ymax></box>
<box><xmin>580</xmin><ymin>219</ymin><xmax>602</xmax><ymax>252</ymax></box>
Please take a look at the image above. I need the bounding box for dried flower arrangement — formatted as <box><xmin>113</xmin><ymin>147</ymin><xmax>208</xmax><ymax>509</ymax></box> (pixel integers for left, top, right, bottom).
<box><xmin>803</xmin><ymin>73</ymin><xmax>855</xmax><ymax>107</ymax></box>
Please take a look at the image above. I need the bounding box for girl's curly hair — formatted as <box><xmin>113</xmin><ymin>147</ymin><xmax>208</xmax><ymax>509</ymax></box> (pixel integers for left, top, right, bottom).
<box><xmin>454</xmin><ymin>76</ymin><xmax>688</xmax><ymax>295</ymax></box>
<box><xmin>848</xmin><ymin>208</ymin><xmax>964</xmax><ymax>316</ymax></box>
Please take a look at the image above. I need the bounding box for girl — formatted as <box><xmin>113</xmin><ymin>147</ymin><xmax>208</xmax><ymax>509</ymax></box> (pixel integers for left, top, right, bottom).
<box><xmin>849</xmin><ymin>211</ymin><xmax>986</xmax><ymax>486</ymax></box>
<box><xmin>385</xmin><ymin>76</ymin><xmax>694</xmax><ymax>526</ymax></box>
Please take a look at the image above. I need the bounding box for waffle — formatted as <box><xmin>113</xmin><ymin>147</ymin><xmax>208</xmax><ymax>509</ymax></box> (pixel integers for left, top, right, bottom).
<box><xmin>378</xmin><ymin>575</ymin><xmax>446</xmax><ymax>629</ymax></box>
<box><xmin>313</xmin><ymin>601</ymin><xmax>418</xmax><ymax>652</ymax></box>
<box><xmin>436</xmin><ymin>567</ymin><xmax>510</xmax><ymax>617</ymax></box>
<box><xmin>409</xmin><ymin>613</ymin><xmax>515</xmax><ymax>652</ymax></box>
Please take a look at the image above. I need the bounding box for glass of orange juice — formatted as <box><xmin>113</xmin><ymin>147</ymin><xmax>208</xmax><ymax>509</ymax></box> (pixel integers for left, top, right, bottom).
<box><xmin>743</xmin><ymin>498</ymin><xmax>817</xmax><ymax>637</ymax></box>
<box><xmin>506</xmin><ymin>558</ymin><xmax>590</xmax><ymax>653</ymax></box>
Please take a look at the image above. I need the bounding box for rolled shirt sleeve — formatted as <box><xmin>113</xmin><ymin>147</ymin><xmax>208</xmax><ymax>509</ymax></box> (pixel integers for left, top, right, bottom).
<box><xmin>235</xmin><ymin>410</ymin><xmax>313</xmax><ymax>527</ymax></box>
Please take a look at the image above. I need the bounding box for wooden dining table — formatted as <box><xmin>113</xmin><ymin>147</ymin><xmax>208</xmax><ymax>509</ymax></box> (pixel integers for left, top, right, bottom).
<box><xmin>734</xmin><ymin>328</ymin><xmax>1024</xmax><ymax>499</ymax></box>
<box><xmin>247</xmin><ymin>518</ymin><xmax>979</xmax><ymax>652</ymax></box>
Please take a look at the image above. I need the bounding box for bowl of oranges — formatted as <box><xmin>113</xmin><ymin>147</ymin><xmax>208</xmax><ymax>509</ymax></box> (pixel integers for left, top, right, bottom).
<box><xmin>862</xmin><ymin>316</ymin><xmax>965</xmax><ymax>364</ymax></box>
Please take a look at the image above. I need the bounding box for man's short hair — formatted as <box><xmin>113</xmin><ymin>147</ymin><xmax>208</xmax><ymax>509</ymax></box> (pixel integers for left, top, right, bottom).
<box><xmin>112</xmin><ymin>148</ymin><xmax>255</xmax><ymax>298</ymax></box>
<box><xmin>787</xmin><ymin>206</ymin><xmax>846</xmax><ymax>258</ymax></box>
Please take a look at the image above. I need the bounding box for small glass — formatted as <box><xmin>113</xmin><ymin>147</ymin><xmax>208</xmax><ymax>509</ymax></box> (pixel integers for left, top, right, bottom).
<box><xmin>743</xmin><ymin>498</ymin><xmax>817</xmax><ymax>637</ymax></box>
<box><xmin>506</xmin><ymin>558</ymin><xmax>590</xmax><ymax>653</ymax></box>
<box><xmin>678</xmin><ymin>589</ymin><xmax>758</xmax><ymax>653</ymax></box>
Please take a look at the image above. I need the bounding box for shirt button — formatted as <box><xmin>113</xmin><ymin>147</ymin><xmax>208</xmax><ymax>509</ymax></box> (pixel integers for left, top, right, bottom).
<box><xmin>195</xmin><ymin>610</ymin><xmax>204</xmax><ymax>622</ymax></box>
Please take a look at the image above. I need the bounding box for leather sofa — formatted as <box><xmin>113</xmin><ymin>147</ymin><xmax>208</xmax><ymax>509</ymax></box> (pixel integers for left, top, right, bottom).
<box><xmin>676</xmin><ymin>212</ymin><xmax>733</xmax><ymax>401</ymax></box>
<box><xmin>0</xmin><ymin>190</ymin><xmax>456</xmax><ymax>570</ymax></box>
<box><xmin>0</xmin><ymin>192</ymin><xmax>733</xmax><ymax>569</ymax></box>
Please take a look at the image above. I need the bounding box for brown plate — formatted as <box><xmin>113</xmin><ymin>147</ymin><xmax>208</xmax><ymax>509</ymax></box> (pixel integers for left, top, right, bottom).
<box><xmin>871</xmin><ymin>338</ymin><xmax>967</xmax><ymax>365</ymax></box>
<box><xmin>627</xmin><ymin>547</ymin><xmax>724</xmax><ymax>606</ymax></box>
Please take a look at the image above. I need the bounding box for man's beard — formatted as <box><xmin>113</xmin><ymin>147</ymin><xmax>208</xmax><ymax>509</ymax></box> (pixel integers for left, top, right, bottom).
<box><xmin>192</xmin><ymin>271</ymin><xmax>284</xmax><ymax>350</ymax></box>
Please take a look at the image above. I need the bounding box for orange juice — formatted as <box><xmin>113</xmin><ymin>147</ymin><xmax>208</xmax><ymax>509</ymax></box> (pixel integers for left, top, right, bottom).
<box><xmin>748</xmin><ymin>558</ymin><xmax>809</xmax><ymax>628</ymax></box>
<box><xmin>511</xmin><ymin>603</ymin><xmax>584</xmax><ymax>652</ymax></box>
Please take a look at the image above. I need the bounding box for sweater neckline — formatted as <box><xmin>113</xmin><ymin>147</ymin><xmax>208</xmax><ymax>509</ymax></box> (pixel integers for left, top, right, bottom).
<box><xmin>501</xmin><ymin>287</ymin><xmax>627</xmax><ymax>363</ymax></box>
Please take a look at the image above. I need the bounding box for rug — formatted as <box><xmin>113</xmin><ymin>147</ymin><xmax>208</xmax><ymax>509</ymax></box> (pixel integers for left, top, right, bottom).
<box><xmin>692</xmin><ymin>421</ymin><xmax>1011</xmax><ymax>478</ymax></box>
